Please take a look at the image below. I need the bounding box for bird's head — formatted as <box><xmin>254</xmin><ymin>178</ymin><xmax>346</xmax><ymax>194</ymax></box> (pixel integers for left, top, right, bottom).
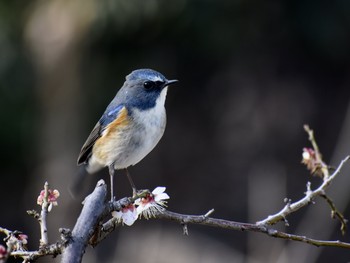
<box><xmin>120</xmin><ymin>69</ymin><xmax>178</xmax><ymax>110</ymax></box>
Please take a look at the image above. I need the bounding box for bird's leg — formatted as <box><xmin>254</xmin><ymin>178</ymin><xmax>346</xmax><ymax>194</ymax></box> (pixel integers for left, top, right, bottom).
<box><xmin>108</xmin><ymin>165</ymin><xmax>115</xmax><ymax>201</ymax></box>
<box><xmin>125</xmin><ymin>168</ymin><xmax>137</xmax><ymax>197</ymax></box>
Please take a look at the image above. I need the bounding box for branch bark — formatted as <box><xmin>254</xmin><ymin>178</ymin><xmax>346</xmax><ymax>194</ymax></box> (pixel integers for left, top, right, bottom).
<box><xmin>78</xmin><ymin>192</ymin><xmax>350</xmax><ymax>252</ymax></box>
<box><xmin>39</xmin><ymin>182</ymin><xmax>50</xmax><ymax>246</ymax></box>
<box><xmin>155</xmin><ymin>210</ymin><xmax>350</xmax><ymax>249</ymax></box>
<box><xmin>61</xmin><ymin>180</ymin><xmax>107</xmax><ymax>263</ymax></box>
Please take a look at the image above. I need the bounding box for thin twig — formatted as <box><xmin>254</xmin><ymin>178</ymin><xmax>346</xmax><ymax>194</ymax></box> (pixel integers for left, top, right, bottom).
<box><xmin>320</xmin><ymin>194</ymin><xmax>348</xmax><ymax>235</ymax></box>
<box><xmin>257</xmin><ymin>125</ymin><xmax>349</xmax><ymax>226</ymax></box>
<box><xmin>39</xmin><ymin>182</ymin><xmax>49</xmax><ymax>246</ymax></box>
<box><xmin>304</xmin><ymin>125</ymin><xmax>329</xmax><ymax>177</ymax></box>
<box><xmin>10</xmin><ymin>242</ymin><xmax>63</xmax><ymax>261</ymax></box>
<box><xmin>304</xmin><ymin>125</ymin><xmax>323</xmax><ymax>165</ymax></box>
<box><xmin>256</xmin><ymin>155</ymin><xmax>350</xmax><ymax>226</ymax></box>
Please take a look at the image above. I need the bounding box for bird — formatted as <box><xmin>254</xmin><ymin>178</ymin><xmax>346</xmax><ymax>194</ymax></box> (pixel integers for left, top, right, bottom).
<box><xmin>76</xmin><ymin>68</ymin><xmax>178</xmax><ymax>200</ymax></box>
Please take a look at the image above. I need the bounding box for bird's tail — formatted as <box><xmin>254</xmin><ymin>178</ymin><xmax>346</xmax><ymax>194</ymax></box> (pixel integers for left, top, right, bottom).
<box><xmin>68</xmin><ymin>166</ymin><xmax>89</xmax><ymax>199</ymax></box>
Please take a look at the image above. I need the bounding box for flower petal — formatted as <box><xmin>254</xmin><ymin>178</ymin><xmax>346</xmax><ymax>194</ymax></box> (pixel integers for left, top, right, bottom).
<box><xmin>152</xmin><ymin>186</ymin><xmax>166</xmax><ymax>195</ymax></box>
<box><xmin>155</xmin><ymin>192</ymin><xmax>170</xmax><ymax>202</ymax></box>
<box><xmin>112</xmin><ymin>205</ymin><xmax>138</xmax><ymax>226</ymax></box>
<box><xmin>122</xmin><ymin>210</ymin><xmax>138</xmax><ymax>226</ymax></box>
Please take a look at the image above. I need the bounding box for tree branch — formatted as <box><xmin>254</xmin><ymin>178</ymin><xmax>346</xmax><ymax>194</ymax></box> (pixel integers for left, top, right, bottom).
<box><xmin>256</xmin><ymin>156</ymin><xmax>350</xmax><ymax>226</ymax></box>
<box><xmin>9</xmin><ymin>242</ymin><xmax>63</xmax><ymax>262</ymax></box>
<box><xmin>256</xmin><ymin>126</ymin><xmax>349</xmax><ymax>227</ymax></box>
<box><xmin>320</xmin><ymin>193</ymin><xmax>348</xmax><ymax>235</ymax></box>
<box><xmin>1</xmin><ymin>125</ymin><xmax>350</xmax><ymax>262</ymax></box>
<box><xmin>61</xmin><ymin>180</ymin><xmax>107</xmax><ymax>263</ymax></box>
<box><xmin>40</xmin><ymin>182</ymin><xmax>50</xmax><ymax>246</ymax></box>
<box><xmin>90</xmin><ymin>192</ymin><xmax>350</xmax><ymax>251</ymax></box>
<box><xmin>155</xmin><ymin>210</ymin><xmax>350</xmax><ymax>249</ymax></box>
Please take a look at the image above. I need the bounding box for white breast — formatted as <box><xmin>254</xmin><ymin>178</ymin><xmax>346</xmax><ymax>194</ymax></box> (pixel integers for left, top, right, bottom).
<box><xmin>113</xmin><ymin>87</ymin><xmax>168</xmax><ymax>169</ymax></box>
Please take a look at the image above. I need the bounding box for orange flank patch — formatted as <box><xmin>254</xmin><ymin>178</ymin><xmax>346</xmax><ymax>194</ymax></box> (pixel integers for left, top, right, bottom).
<box><xmin>93</xmin><ymin>106</ymin><xmax>130</xmax><ymax>163</ymax></box>
<box><xmin>104</xmin><ymin>106</ymin><xmax>130</xmax><ymax>133</ymax></box>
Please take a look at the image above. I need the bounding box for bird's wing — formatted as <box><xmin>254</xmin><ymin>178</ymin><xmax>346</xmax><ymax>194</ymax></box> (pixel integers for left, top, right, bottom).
<box><xmin>77</xmin><ymin>104</ymin><xmax>126</xmax><ymax>165</ymax></box>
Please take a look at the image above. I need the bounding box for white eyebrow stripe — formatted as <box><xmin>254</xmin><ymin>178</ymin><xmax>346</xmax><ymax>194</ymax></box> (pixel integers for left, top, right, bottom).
<box><xmin>149</xmin><ymin>75</ymin><xmax>163</xmax><ymax>82</ymax></box>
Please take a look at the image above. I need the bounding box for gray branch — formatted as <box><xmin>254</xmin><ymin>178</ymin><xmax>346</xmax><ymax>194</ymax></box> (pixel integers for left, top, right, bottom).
<box><xmin>2</xmin><ymin>153</ymin><xmax>350</xmax><ymax>262</ymax></box>
<box><xmin>155</xmin><ymin>210</ymin><xmax>350</xmax><ymax>249</ymax></box>
<box><xmin>61</xmin><ymin>180</ymin><xmax>107</xmax><ymax>263</ymax></box>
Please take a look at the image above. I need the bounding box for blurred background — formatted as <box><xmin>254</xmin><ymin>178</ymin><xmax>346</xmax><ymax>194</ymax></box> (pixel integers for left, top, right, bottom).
<box><xmin>1</xmin><ymin>0</ymin><xmax>350</xmax><ymax>262</ymax></box>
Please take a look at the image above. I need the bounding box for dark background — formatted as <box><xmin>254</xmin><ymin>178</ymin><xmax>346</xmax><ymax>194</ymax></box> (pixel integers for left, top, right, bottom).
<box><xmin>1</xmin><ymin>0</ymin><xmax>350</xmax><ymax>262</ymax></box>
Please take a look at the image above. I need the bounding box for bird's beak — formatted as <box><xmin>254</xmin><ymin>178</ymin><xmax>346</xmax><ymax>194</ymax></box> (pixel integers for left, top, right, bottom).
<box><xmin>165</xmin><ymin>79</ymin><xmax>178</xmax><ymax>87</ymax></box>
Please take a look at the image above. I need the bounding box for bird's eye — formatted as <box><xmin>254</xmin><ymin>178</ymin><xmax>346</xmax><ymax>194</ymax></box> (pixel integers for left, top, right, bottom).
<box><xmin>143</xmin><ymin>81</ymin><xmax>155</xmax><ymax>90</ymax></box>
